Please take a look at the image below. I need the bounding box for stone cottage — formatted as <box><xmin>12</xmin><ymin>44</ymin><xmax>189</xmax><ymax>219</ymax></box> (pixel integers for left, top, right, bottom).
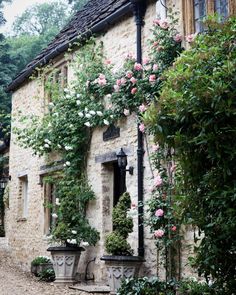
<box><xmin>5</xmin><ymin>0</ymin><xmax>235</xmax><ymax>285</ymax></box>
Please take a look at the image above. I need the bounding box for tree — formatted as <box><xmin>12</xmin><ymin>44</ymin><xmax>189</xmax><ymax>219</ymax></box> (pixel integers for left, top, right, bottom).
<box><xmin>0</xmin><ymin>0</ymin><xmax>11</xmax><ymax>25</ymax></box>
<box><xmin>12</xmin><ymin>1</ymin><xmax>70</xmax><ymax>36</ymax></box>
<box><xmin>68</xmin><ymin>0</ymin><xmax>89</xmax><ymax>12</ymax></box>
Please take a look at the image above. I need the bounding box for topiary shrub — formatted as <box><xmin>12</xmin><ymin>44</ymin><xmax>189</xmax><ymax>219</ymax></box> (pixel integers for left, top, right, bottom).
<box><xmin>105</xmin><ymin>192</ymin><xmax>134</xmax><ymax>256</ymax></box>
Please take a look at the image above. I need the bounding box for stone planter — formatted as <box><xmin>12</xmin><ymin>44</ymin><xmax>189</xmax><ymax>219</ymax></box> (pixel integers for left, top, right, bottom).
<box><xmin>101</xmin><ymin>255</ymin><xmax>144</xmax><ymax>294</ymax></box>
<box><xmin>31</xmin><ymin>262</ymin><xmax>53</xmax><ymax>277</ymax></box>
<box><xmin>47</xmin><ymin>246</ymin><xmax>84</xmax><ymax>285</ymax></box>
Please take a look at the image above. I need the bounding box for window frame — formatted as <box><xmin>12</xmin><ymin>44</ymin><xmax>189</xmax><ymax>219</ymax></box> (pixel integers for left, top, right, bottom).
<box><xmin>182</xmin><ymin>0</ymin><xmax>235</xmax><ymax>36</ymax></box>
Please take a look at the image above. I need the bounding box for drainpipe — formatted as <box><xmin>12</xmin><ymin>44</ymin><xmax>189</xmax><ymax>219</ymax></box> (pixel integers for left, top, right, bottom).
<box><xmin>130</xmin><ymin>0</ymin><xmax>146</xmax><ymax>258</ymax></box>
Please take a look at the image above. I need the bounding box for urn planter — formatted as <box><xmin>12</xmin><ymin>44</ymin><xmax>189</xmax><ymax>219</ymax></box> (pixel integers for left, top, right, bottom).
<box><xmin>101</xmin><ymin>255</ymin><xmax>144</xmax><ymax>294</ymax></box>
<box><xmin>47</xmin><ymin>246</ymin><xmax>85</xmax><ymax>285</ymax></box>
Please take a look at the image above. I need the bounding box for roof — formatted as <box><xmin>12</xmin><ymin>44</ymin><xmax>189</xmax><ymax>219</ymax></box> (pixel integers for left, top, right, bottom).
<box><xmin>8</xmin><ymin>0</ymin><xmax>131</xmax><ymax>92</ymax></box>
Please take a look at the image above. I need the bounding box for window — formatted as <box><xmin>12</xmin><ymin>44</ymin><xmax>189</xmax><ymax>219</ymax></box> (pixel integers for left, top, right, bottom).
<box><xmin>183</xmin><ymin>0</ymin><xmax>235</xmax><ymax>35</ymax></box>
<box><xmin>44</xmin><ymin>62</ymin><xmax>68</xmax><ymax>110</ymax></box>
<box><xmin>18</xmin><ymin>175</ymin><xmax>29</xmax><ymax>219</ymax></box>
<box><xmin>44</xmin><ymin>182</ymin><xmax>57</xmax><ymax>235</ymax></box>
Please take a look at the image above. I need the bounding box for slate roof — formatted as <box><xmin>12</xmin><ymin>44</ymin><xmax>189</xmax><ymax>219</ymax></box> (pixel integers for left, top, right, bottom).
<box><xmin>8</xmin><ymin>0</ymin><xmax>131</xmax><ymax>91</ymax></box>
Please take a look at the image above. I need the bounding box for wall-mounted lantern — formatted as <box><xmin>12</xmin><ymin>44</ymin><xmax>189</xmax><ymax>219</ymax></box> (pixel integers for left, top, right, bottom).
<box><xmin>117</xmin><ymin>148</ymin><xmax>134</xmax><ymax>194</ymax></box>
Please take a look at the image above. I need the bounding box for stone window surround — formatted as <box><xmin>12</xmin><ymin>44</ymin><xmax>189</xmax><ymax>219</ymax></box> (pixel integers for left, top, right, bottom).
<box><xmin>182</xmin><ymin>0</ymin><xmax>236</xmax><ymax>36</ymax></box>
<box><xmin>17</xmin><ymin>171</ymin><xmax>29</xmax><ymax>222</ymax></box>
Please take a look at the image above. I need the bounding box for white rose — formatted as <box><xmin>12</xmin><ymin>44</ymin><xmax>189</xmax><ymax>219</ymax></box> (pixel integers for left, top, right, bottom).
<box><xmin>103</xmin><ymin>119</ymin><xmax>109</xmax><ymax>126</ymax></box>
<box><xmin>71</xmin><ymin>230</ymin><xmax>77</xmax><ymax>234</ymax></box>
<box><xmin>78</xmin><ymin>112</ymin><xmax>84</xmax><ymax>117</ymax></box>
<box><xmin>96</xmin><ymin>111</ymin><xmax>103</xmax><ymax>116</ymax></box>
<box><xmin>84</xmin><ymin>122</ymin><xmax>91</xmax><ymax>127</ymax></box>
<box><xmin>89</xmin><ymin>110</ymin><xmax>96</xmax><ymax>115</ymax></box>
<box><xmin>81</xmin><ymin>241</ymin><xmax>89</xmax><ymax>247</ymax></box>
<box><xmin>55</xmin><ymin>198</ymin><xmax>60</xmax><ymax>206</ymax></box>
<box><xmin>65</xmin><ymin>146</ymin><xmax>73</xmax><ymax>151</ymax></box>
<box><xmin>85</xmin><ymin>113</ymin><xmax>92</xmax><ymax>118</ymax></box>
<box><xmin>52</xmin><ymin>213</ymin><xmax>58</xmax><ymax>218</ymax></box>
<box><xmin>44</xmin><ymin>144</ymin><xmax>50</xmax><ymax>148</ymax></box>
<box><xmin>76</xmin><ymin>100</ymin><xmax>81</xmax><ymax>105</ymax></box>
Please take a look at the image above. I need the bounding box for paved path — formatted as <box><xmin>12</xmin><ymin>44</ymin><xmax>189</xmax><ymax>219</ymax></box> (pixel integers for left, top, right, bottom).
<box><xmin>0</xmin><ymin>255</ymin><xmax>86</xmax><ymax>295</ymax></box>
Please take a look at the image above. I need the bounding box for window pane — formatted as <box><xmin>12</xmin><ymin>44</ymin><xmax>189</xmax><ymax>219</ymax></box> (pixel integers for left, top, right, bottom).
<box><xmin>215</xmin><ymin>0</ymin><xmax>229</xmax><ymax>18</ymax></box>
<box><xmin>194</xmin><ymin>0</ymin><xmax>206</xmax><ymax>32</ymax></box>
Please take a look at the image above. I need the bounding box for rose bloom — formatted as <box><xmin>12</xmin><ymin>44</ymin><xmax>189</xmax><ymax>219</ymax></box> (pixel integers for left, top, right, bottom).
<box><xmin>134</xmin><ymin>62</ymin><xmax>142</xmax><ymax>71</ymax></box>
<box><xmin>123</xmin><ymin>109</ymin><xmax>130</xmax><ymax>116</ymax></box>
<box><xmin>152</xmin><ymin>143</ymin><xmax>159</xmax><ymax>152</ymax></box>
<box><xmin>98</xmin><ymin>78</ymin><xmax>107</xmax><ymax>86</ymax></box>
<box><xmin>186</xmin><ymin>33</ymin><xmax>196</xmax><ymax>43</ymax></box>
<box><xmin>131</xmin><ymin>87</ymin><xmax>137</xmax><ymax>95</ymax></box>
<box><xmin>104</xmin><ymin>59</ymin><xmax>111</xmax><ymax>64</ymax></box>
<box><xmin>130</xmin><ymin>77</ymin><xmax>137</xmax><ymax>84</ymax></box>
<box><xmin>116</xmin><ymin>79</ymin><xmax>121</xmax><ymax>86</ymax></box>
<box><xmin>153</xmin><ymin>19</ymin><xmax>160</xmax><ymax>25</ymax></box>
<box><xmin>153</xmin><ymin>41</ymin><xmax>159</xmax><ymax>47</ymax></box>
<box><xmin>159</xmin><ymin>19</ymin><xmax>169</xmax><ymax>29</ymax></box>
<box><xmin>139</xmin><ymin>123</ymin><xmax>145</xmax><ymax>133</ymax></box>
<box><xmin>171</xmin><ymin>226</ymin><xmax>177</xmax><ymax>232</ymax></box>
<box><xmin>121</xmin><ymin>77</ymin><xmax>127</xmax><ymax>85</ymax></box>
<box><xmin>139</xmin><ymin>104</ymin><xmax>147</xmax><ymax>113</ymax></box>
<box><xmin>143</xmin><ymin>57</ymin><xmax>149</xmax><ymax>65</ymax></box>
<box><xmin>154</xmin><ymin>229</ymin><xmax>164</xmax><ymax>238</ymax></box>
<box><xmin>149</xmin><ymin>74</ymin><xmax>156</xmax><ymax>83</ymax></box>
<box><xmin>126</xmin><ymin>71</ymin><xmax>133</xmax><ymax>79</ymax></box>
<box><xmin>174</xmin><ymin>34</ymin><xmax>182</xmax><ymax>42</ymax></box>
<box><xmin>155</xmin><ymin>209</ymin><xmax>164</xmax><ymax>217</ymax></box>
<box><xmin>114</xmin><ymin>85</ymin><xmax>120</xmax><ymax>92</ymax></box>
<box><xmin>153</xmin><ymin>64</ymin><xmax>159</xmax><ymax>71</ymax></box>
<box><xmin>154</xmin><ymin>175</ymin><xmax>163</xmax><ymax>187</ymax></box>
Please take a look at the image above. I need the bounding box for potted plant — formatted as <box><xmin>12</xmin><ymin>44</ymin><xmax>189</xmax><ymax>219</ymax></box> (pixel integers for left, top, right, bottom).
<box><xmin>101</xmin><ymin>192</ymin><xmax>144</xmax><ymax>294</ymax></box>
<box><xmin>47</xmin><ymin>176</ymin><xmax>100</xmax><ymax>285</ymax></box>
<box><xmin>31</xmin><ymin>256</ymin><xmax>53</xmax><ymax>277</ymax></box>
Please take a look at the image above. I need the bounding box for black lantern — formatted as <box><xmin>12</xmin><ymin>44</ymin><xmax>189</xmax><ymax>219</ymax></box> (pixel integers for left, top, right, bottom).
<box><xmin>117</xmin><ymin>148</ymin><xmax>134</xmax><ymax>195</ymax></box>
<box><xmin>117</xmin><ymin>148</ymin><xmax>127</xmax><ymax>169</ymax></box>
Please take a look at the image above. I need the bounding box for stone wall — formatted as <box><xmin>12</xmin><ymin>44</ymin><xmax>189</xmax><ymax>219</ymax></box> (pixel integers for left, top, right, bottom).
<box><xmin>6</xmin><ymin>0</ymin><xmax>196</xmax><ymax>282</ymax></box>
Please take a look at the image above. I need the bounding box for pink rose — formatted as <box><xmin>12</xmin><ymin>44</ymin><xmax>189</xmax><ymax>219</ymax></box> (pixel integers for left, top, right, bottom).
<box><xmin>155</xmin><ymin>209</ymin><xmax>164</xmax><ymax>217</ymax></box>
<box><xmin>130</xmin><ymin>77</ymin><xmax>137</xmax><ymax>84</ymax></box>
<box><xmin>154</xmin><ymin>229</ymin><xmax>164</xmax><ymax>238</ymax></box>
<box><xmin>143</xmin><ymin>57</ymin><xmax>149</xmax><ymax>65</ymax></box>
<box><xmin>99</xmin><ymin>74</ymin><xmax>106</xmax><ymax>79</ymax></box>
<box><xmin>153</xmin><ymin>41</ymin><xmax>159</xmax><ymax>47</ymax></box>
<box><xmin>116</xmin><ymin>79</ymin><xmax>121</xmax><ymax>86</ymax></box>
<box><xmin>114</xmin><ymin>85</ymin><xmax>120</xmax><ymax>92</ymax></box>
<box><xmin>157</xmin><ymin>46</ymin><xmax>164</xmax><ymax>52</ymax></box>
<box><xmin>134</xmin><ymin>63</ymin><xmax>143</xmax><ymax>71</ymax></box>
<box><xmin>174</xmin><ymin>34</ymin><xmax>182</xmax><ymax>43</ymax></box>
<box><xmin>186</xmin><ymin>33</ymin><xmax>196</xmax><ymax>43</ymax></box>
<box><xmin>152</xmin><ymin>144</ymin><xmax>159</xmax><ymax>152</ymax></box>
<box><xmin>153</xmin><ymin>64</ymin><xmax>159</xmax><ymax>71</ymax></box>
<box><xmin>154</xmin><ymin>175</ymin><xmax>163</xmax><ymax>187</ymax></box>
<box><xmin>121</xmin><ymin>77</ymin><xmax>127</xmax><ymax>85</ymax></box>
<box><xmin>159</xmin><ymin>19</ymin><xmax>169</xmax><ymax>29</ymax></box>
<box><xmin>139</xmin><ymin>104</ymin><xmax>147</xmax><ymax>113</ymax></box>
<box><xmin>131</xmin><ymin>87</ymin><xmax>137</xmax><ymax>95</ymax></box>
<box><xmin>126</xmin><ymin>71</ymin><xmax>133</xmax><ymax>79</ymax></box>
<box><xmin>149</xmin><ymin>74</ymin><xmax>156</xmax><ymax>83</ymax></box>
<box><xmin>153</xmin><ymin>19</ymin><xmax>161</xmax><ymax>25</ymax></box>
<box><xmin>171</xmin><ymin>226</ymin><xmax>177</xmax><ymax>232</ymax></box>
<box><xmin>105</xmin><ymin>59</ymin><xmax>111</xmax><ymax>64</ymax></box>
<box><xmin>123</xmin><ymin>109</ymin><xmax>130</xmax><ymax>116</ymax></box>
<box><xmin>98</xmin><ymin>78</ymin><xmax>107</xmax><ymax>86</ymax></box>
<box><xmin>139</xmin><ymin>123</ymin><xmax>145</xmax><ymax>133</ymax></box>
<box><xmin>126</xmin><ymin>52</ymin><xmax>135</xmax><ymax>60</ymax></box>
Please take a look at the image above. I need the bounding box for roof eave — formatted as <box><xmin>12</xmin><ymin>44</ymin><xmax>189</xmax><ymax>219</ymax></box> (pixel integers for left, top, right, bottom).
<box><xmin>7</xmin><ymin>2</ymin><xmax>132</xmax><ymax>92</ymax></box>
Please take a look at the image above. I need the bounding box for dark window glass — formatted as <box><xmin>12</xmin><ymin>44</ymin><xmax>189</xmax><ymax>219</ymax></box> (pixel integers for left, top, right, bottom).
<box><xmin>194</xmin><ymin>0</ymin><xmax>206</xmax><ymax>32</ymax></box>
<box><xmin>215</xmin><ymin>0</ymin><xmax>229</xmax><ymax>19</ymax></box>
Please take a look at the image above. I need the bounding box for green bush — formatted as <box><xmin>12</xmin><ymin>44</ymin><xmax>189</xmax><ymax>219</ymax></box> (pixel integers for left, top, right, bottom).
<box><xmin>105</xmin><ymin>192</ymin><xmax>134</xmax><ymax>256</ymax></box>
<box><xmin>38</xmin><ymin>268</ymin><xmax>55</xmax><ymax>282</ymax></box>
<box><xmin>144</xmin><ymin>16</ymin><xmax>236</xmax><ymax>293</ymax></box>
<box><xmin>31</xmin><ymin>256</ymin><xmax>51</xmax><ymax>266</ymax></box>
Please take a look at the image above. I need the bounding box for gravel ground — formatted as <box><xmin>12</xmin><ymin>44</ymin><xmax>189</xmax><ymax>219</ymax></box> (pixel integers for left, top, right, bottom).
<box><xmin>0</xmin><ymin>255</ymin><xmax>88</xmax><ymax>295</ymax></box>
